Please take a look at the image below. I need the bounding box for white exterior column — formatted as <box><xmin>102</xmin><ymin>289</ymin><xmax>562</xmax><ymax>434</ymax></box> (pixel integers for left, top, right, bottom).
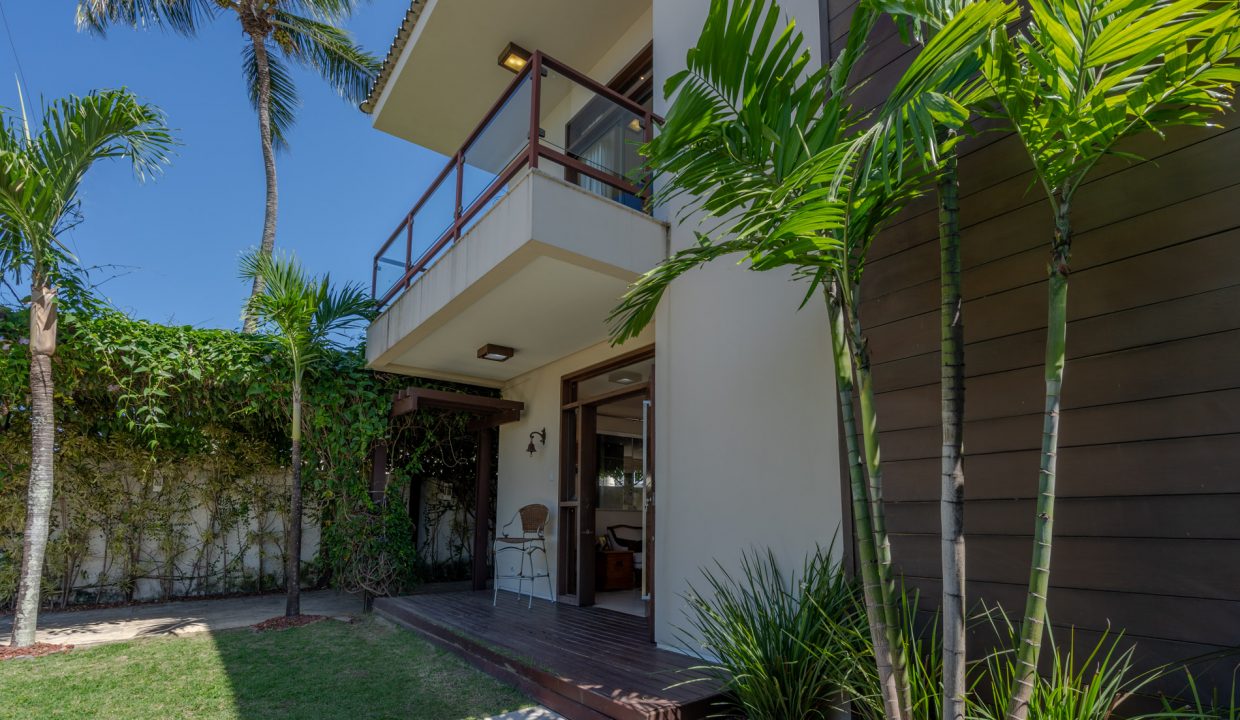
<box><xmin>650</xmin><ymin>0</ymin><xmax>844</xmax><ymax>650</ymax></box>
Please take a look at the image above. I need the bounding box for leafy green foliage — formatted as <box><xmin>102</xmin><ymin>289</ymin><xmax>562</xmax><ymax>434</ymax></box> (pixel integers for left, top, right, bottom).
<box><xmin>0</xmin><ymin>301</ymin><xmax>479</xmax><ymax>608</ymax></box>
<box><xmin>680</xmin><ymin>546</ymin><xmax>868</xmax><ymax>720</ymax></box>
<box><xmin>76</xmin><ymin>0</ymin><xmax>380</xmax><ymax>154</ymax></box>
<box><xmin>972</xmin><ymin>607</ymin><xmax>1174</xmax><ymax>720</ymax></box>
<box><xmin>971</xmin><ymin>0</ymin><xmax>1240</xmax><ymax>203</ymax></box>
<box><xmin>0</xmin><ymin>90</ymin><xmax>174</xmax><ymax>284</ymax></box>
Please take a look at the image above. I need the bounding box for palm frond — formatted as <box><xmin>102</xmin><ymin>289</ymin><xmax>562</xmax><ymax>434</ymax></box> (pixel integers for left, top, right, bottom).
<box><xmin>0</xmin><ymin>90</ymin><xmax>174</xmax><ymax>280</ymax></box>
<box><xmin>243</xmin><ymin>42</ymin><xmax>300</xmax><ymax>152</ymax></box>
<box><xmin>239</xmin><ymin>249</ymin><xmax>370</xmax><ymax>371</ymax></box>
<box><xmin>272</xmin><ymin>12</ymin><xmax>380</xmax><ymax>104</ymax></box>
<box><xmin>977</xmin><ymin>0</ymin><xmax>1240</xmax><ymax>197</ymax></box>
<box><xmin>75</xmin><ymin>0</ymin><xmax>221</xmax><ymax>36</ymax></box>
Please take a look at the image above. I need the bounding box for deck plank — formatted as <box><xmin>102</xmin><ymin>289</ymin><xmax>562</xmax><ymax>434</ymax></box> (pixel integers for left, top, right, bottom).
<box><xmin>374</xmin><ymin>591</ymin><xmax>725</xmax><ymax>719</ymax></box>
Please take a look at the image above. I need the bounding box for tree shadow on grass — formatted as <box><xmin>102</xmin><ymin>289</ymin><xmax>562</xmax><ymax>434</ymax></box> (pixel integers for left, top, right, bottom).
<box><xmin>211</xmin><ymin>615</ymin><xmax>529</xmax><ymax>720</ymax></box>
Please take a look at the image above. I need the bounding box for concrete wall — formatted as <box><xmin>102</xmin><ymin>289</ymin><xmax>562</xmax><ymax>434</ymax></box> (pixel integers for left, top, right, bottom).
<box><xmin>493</xmin><ymin>328</ymin><xmax>655</xmax><ymax>598</ymax></box>
<box><xmin>650</xmin><ymin>0</ymin><xmax>843</xmax><ymax>651</ymax></box>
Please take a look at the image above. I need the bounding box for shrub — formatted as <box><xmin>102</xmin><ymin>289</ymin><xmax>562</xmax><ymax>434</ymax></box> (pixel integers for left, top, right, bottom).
<box><xmin>679</xmin><ymin>545</ymin><xmax>865</xmax><ymax>720</ymax></box>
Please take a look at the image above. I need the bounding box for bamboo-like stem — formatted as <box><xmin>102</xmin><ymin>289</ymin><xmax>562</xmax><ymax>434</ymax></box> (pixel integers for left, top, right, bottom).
<box><xmin>1006</xmin><ymin>199</ymin><xmax>1072</xmax><ymax>720</ymax></box>
<box><xmin>938</xmin><ymin>146</ymin><xmax>967</xmax><ymax>720</ymax></box>
<box><xmin>844</xmin><ymin>280</ymin><xmax>913</xmax><ymax>719</ymax></box>
<box><xmin>827</xmin><ymin>285</ymin><xmax>905</xmax><ymax>720</ymax></box>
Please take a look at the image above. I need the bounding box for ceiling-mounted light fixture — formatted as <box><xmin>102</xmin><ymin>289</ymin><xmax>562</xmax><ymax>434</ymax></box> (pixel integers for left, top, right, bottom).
<box><xmin>497</xmin><ymin>42</ymin><xmax>531</xmax><ymax>74</ymax></box>
<box><xmin>526</xmin><ymin>428</ymin><xmax>546</xmax><ymax>456</ymax></box>
<box><xmin>609</xmin><ymin>369</ymin><xmax>642</xmax><ymax>385</ymax></box>
<box><xmin>477</xmin><ymin>343</ymin><xmax>515</xmax><ymax>362</ymax></box>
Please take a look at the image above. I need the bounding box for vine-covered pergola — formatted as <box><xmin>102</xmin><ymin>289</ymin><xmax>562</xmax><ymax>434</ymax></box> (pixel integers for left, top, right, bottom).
<box><xmin>373</xmin><ymin>388</ymin><xmax>525</xmax><ymax>590</ymax></box>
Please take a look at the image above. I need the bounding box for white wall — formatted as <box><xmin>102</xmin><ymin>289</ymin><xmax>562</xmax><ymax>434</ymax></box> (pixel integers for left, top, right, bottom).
<box><xmin>650</xmin><ymin>0</ymin><xmax>842</xmax><ymax>651</ymax></box>
<box><xmin>493</xmin><ymin>329</ymin><xmax>655</xmax><ymax>599</ymax></box>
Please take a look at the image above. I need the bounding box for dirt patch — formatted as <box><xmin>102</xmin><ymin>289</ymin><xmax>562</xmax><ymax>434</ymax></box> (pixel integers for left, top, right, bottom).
<box><xmin>0</xmin><ymin>643</ymin><xmax>73</xmax><ymax>661</ymax></box>
<box><xmin>251</xmin><ymin>614</ymin><xmax>328</xmax><ymax>633</ymax></box>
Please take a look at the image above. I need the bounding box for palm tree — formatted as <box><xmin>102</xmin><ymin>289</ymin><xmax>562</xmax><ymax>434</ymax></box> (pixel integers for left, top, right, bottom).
<box><xmin>239</xmin><ymin>250</ymin><xmax>371</xmax><ymax>616</ymax></box>
<box><xmin>608</xmin><ymin>1</ymin><xmax>1014</xmax><ymax>716</ymax></box>
<box><xmin>0</xmin><ymin>90</ymin><xmax>174</xmax><ymax>647</ymax></box>
<box><xmin>77</xmin><ymin>0</ymin><xmax>380</xmax><ymax>330</ymax></box>
<box><xmin>959</xmin><ymin>3</ymin><xmax>1240</xmax><ymax>718</ymax></box>
<box><xmin>846</xmin><ymin>6</ymin><xmax>985</xmax><ymax>711</ymax></box>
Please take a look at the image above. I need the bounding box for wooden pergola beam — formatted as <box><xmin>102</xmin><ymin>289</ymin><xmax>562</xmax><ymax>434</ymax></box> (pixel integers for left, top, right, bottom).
<box><xmin>390</xmin><ymin>387</ymin><xmax>524</xmax><ymax>422</ymax></box>
<box><xmin>382</xmin><ymin>386</ymin><xmax>524</xmax><ymax>594</ymax></box>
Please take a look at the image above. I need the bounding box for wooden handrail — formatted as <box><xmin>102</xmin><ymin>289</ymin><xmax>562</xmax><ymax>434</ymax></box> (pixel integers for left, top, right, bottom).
<box><xmin>372</xmin><ymin>50</ymin><xmax>660</xmax><ymax>305</ymax></box>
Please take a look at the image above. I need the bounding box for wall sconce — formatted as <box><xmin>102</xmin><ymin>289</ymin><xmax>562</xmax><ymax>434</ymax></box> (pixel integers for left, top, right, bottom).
<box><xmin>526</xmin><ymin>428</ymin><xmax>546</xmax><ymax>456</ymax></box>
<box><xmin>497</xmin><ymin>42</ymin><xmax>531</xmax><ymax>74</ymax></box>
<box><xmin>477</xmin><ymin>343</ymin><xmax>515</xmax><ymax>362</ymax></box>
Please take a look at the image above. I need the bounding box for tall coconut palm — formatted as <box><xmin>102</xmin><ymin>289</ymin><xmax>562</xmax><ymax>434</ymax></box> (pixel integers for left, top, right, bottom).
<box><xmin>77</xmin><ymin>0</ymin><xmax>380</xmax><ymax>331</ymax></box>
<box><xmin>0</xmin><ymin>90</ymin><xmax>174</xmax><ymax>647</ymax></box>
<box><xmin>957</xmin><ymin>2</ymin><xmax>1240</xmax><ymax>718</ymax></box>
<box><xmin>239</xmin><ymin>250</ymin><xmax>371</xmax><ymax>616</ymax></box>
<box><xmin>608</xmin><ymin>1</ymin><xmax>1014</xmax><ymax>717</ymax></box>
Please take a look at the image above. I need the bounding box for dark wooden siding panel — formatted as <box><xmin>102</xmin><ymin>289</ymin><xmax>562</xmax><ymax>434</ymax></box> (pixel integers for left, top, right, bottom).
<box><xmin>828</xmin><ymin>0</ymin><xmax>1240</xmax><ymax>686</ymax></box>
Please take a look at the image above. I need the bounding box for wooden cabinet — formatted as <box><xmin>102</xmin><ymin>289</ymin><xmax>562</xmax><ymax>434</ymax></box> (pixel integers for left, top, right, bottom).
<box><xmin>595</xmin><ymin>550</ymin><xmax>634</xmax><ymax>591</ymax></box>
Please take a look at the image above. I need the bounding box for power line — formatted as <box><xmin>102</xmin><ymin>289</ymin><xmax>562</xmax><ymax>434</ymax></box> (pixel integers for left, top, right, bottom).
<box><xmin>0</xmin><ymin>0</ymin><xmax>30</xmax><ymax>101</ymax></box>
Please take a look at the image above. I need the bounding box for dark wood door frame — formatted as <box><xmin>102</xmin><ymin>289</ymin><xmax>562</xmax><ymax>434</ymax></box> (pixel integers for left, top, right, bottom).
<box><xmin>557</xmin><ymin>345</ymin><xmax>655</xmax><ymax>614</ymax></box>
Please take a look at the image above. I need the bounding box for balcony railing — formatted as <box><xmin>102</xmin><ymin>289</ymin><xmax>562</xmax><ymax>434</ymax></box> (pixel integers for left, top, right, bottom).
<box><xmin>372</xmin><ymin>51</ymin><xmax>659</xmax><ymax>308</ymax></box>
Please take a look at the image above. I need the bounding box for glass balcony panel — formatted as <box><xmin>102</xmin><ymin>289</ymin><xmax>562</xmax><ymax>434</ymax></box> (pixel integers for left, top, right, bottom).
<box><xmin>409</xmin><ymin>171</ymin><xmax>456</xmax><ymax>269</ymax></box>
<box><xmin>374</xmin><ymin>233</ymin><xmax>408</xmax><ymax>301</ymax></box>
<box><xmin>461</xmin><ymin>75</ymin><xmax>532</xmax><ymax>221</ymax></box>
<box><xmin>539</xmin><ymin>66</ymin><xmax>649</xmax><ymax>212</ymax></box>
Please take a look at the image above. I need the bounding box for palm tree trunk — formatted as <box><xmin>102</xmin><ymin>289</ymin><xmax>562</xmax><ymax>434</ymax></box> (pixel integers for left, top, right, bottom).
<box><xmin>244</xmin><ymin>28</ymin><xmax>279</xmax><ymax>334</ymax></box>
<box><xmin>1005</xmin><ymin>200</ymin><xmax>1072</xmax><ymax>720</ymax></box>
<box><xmin>286</xmin><ymin>377</ymin><xmax>303</xmax><ymax>617</ymax></box>
<box><xmin>938</xmin><ymin>147</ymin><xmax>967</xmax><ymax>720</ymax></box>
<box><xmin>11</xmin><ymin>281</ymin><xmax>57</xmax><ymax>648</ymax></box>
<box><xmin>828</xmin><ymin>287</ymin><xmax>905</xmax><ymax>720</ymax></box>
<box><xmin>845</xmin><ymin>286</ymin><xmax>913</xmax><ymax>719</ymax></box>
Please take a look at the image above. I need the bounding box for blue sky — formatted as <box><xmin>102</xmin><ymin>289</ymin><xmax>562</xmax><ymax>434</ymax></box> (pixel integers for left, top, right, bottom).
<box><xmin>0</xmin><ymin>1</ymin><xmax>440</xmax><ymax>329</ymax></box>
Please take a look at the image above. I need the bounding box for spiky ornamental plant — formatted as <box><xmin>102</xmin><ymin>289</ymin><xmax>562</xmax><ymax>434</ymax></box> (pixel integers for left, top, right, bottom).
<box><xmin>951</xmin><ymin>2</ymin><xmax>1240</xmax><ymax>718</ymax></box>
<box><xmin>0</xmin><ymin>90</ymin><xmax>174</xmax><ymax>647</ymax></box>
<box><xmin>77</xmin><ymin>0</ymin><xmax>380</xmax><ymax>331</ymax></box>
<box><xmin>607</xmin><ymin>0</ymin><xmax>1015</xmax><ymax>717</ymax></box>
<box><xmin>239</xmin><ymin>250</ymin><xmax>372</xmax><ymax>615</ymax></box>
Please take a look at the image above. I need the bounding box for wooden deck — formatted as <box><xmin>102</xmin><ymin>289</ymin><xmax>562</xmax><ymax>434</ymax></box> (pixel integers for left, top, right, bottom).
<box><xmin>374</xmin><ymin>591</ymin><xmax>725</xmax><ymax>720</ymax></box>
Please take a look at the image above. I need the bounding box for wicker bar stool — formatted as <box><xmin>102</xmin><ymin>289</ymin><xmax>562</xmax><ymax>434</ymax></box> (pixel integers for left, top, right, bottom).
<box><xmin>493</xmin><ymin>503</ymin><xmax>553</xmax><ymax>607</ymax></box>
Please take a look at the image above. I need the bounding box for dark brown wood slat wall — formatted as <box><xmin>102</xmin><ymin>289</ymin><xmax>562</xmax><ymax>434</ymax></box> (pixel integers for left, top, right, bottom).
<box><xmin>827</xmin><ymin>1</ymin><xmax>1240</xmax><ymax>690</ymax></box>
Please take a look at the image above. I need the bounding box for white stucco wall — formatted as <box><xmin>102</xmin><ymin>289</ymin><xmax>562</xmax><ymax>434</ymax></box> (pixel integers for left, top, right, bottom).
<box><xmin>650</xmin><ymin>0</ymin><xmax>842</xmax><ymax>651</ymax></box>
<box><xmin>492</xmin><ymin>329</ymin><xmax>655</xmax><ymax>599</ymax></box>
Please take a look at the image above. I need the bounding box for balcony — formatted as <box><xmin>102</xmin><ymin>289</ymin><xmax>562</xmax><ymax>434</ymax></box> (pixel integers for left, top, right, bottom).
<box><xmin>367</xmin><ymin>52</ymin><xmax>668</xmax><ymax>383</ymax></box>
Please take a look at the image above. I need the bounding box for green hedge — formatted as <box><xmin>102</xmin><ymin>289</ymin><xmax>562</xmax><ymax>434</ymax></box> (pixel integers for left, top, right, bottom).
<box><xmin>0</xmin><ymin>303</ymin><xmax>479</xmax><ymax>608</ymax></box>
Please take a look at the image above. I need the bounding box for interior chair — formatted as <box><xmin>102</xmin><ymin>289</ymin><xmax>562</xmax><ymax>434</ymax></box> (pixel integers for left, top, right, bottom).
<box><xmin>606</xmin><ymin>524</ymin><xmax>643</xmax><ymax>586</ymax></box>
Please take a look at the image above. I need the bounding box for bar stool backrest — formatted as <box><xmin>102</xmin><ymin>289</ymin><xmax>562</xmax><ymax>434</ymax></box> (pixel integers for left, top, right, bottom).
<box><xmin>517</xmin><ymin>503</ymin><xmax>549</xmax><ymax>535</ymax></box>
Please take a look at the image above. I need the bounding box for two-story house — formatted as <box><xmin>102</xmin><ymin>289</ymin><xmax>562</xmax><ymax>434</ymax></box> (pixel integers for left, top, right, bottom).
<box><xmin>362</xmin><ymin>0</ymin><xmax>1240</xmax><ymax>717</ymax></box>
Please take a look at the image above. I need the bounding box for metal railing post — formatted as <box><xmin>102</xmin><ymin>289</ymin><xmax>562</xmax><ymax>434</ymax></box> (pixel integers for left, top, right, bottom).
<box><xmin>528</xmin><ymin>52</ymin><xmax>542</xmax><ymax>170</ymax></box>
<box><xmin>454</xmin><ymin>151</ymin><xmax>464</xmax><ymax>239</ymax></box>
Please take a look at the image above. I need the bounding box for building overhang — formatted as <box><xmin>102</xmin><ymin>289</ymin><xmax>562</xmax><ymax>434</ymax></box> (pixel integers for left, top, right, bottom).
<box><xmin>366</xmin><ymin>0</ymin><xmax>651</xmax><ymax>152</ymax></box>
<box><xmin>366</xmin><ymin>168</ymin><xmax>668</xmax><ymax>385</ymax></box>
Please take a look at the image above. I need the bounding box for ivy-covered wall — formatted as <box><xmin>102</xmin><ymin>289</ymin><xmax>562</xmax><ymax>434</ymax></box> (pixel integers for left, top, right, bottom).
<box><xmin>0</xmin><ymin>303</ymin><xmax>484</xmax><ymax>609</ymax></box>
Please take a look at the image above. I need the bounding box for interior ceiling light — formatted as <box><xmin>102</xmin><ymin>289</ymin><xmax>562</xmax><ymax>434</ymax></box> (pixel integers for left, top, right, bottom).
<box><xmin>497</xmin><ymin>42</ymin><xmax>531</xmax><ymax>74</ymax></box>
<box><xmin>609</xmin><ymin>369</ymin><xmax>643</xmax><ymax>385</ymax></box>
<box><xmin>477</xmin><ymin>343</ymin><xmax>515</xmax><ymax>362</ymax></box>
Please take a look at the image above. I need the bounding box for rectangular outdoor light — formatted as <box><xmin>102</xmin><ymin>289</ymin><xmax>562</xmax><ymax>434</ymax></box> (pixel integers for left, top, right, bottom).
<box><xmin>497</xmin><ymin>42</ymin><xmax>531</xmax><ymax>74</ymax></box>
<box><xmin>477</xmin><ymin>343</ymin><xmax>515</xmax><ymax>362</ymax></box>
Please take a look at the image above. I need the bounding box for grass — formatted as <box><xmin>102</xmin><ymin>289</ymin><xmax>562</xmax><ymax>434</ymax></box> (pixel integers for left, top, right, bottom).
<box><xmin>0</xmin><ymin>616</ymin><xmax>530</xmax><ymax>720</ymax></box>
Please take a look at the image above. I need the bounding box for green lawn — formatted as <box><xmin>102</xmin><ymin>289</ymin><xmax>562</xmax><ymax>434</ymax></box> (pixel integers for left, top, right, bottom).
<box><xmin>0</xmin><ymin>616</ymin><xmax>530</xmax><ymax>720</ymax></box>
